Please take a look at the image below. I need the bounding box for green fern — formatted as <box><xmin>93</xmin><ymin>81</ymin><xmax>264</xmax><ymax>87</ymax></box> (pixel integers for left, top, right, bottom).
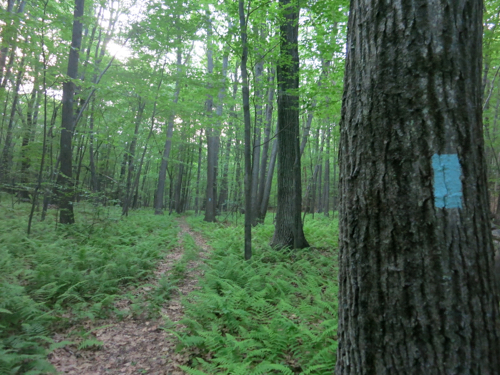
<box><xmin>78</xmin><ymin>338</ymin><xmax>104</xmax><ymax>350</ymax></box>
<box><xmin>174</xmin><ymin>214</ymin><xmax>340</xmax><ymax>374</ymax></box>
<box><xmin>1</xmin><ymin>206</ymin><xmax>179</xmax><ymax>373</ymax></box>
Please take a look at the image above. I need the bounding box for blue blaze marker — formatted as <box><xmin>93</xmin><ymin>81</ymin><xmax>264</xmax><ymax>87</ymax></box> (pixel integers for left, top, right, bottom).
<box><xmin>432</xmin><ymin>154</ymin><xmax>463</xmax><ymax>209</ymax></box>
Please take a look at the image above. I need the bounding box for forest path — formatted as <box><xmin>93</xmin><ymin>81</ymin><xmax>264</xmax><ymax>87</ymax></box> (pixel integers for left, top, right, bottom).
<box><xmin>48</xmin><ymin>216</ymin><xmax>209</xmax><ymax>375</ymax></box>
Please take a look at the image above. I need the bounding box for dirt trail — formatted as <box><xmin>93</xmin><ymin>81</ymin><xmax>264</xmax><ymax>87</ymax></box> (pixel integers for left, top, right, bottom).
<box><xmin>49</xmin><ymin>217</ymin><xmax>209</xmax><ymax>375</ymax></box>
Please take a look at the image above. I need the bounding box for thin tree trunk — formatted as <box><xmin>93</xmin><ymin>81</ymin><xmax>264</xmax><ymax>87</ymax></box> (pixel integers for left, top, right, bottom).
<box><xmin>322</xmin><ymin>125</ymin><xmax>331</xmax><ymax>216</ymax></box>
<box><xmin>217</xmin><ymin>132</ymin><xmax>232</xmax><ymax>211</ymax></box>
<box><xmin>299</xmin><ymin>60</ymin><xmax>330</xmax><ymax>157</ymax></box>
<box><xmin>88</xmin><ymin>97</ymin><xmax>98</xmax><ymax>192</ymax></box>
<box><xmin>194</xmin><ymin>130</ymin><xmax>203</xmax><ymax>215</ymax></box>
<box><xmin>19</xmin><ymin>76</ymin><xmax>40</xmax><ymax>199</ymax></box>
<box><xmin>256</xmin><ymin>67</ymin><xmax>275</xmax><ymax>221</ymax></box>
<box><xmin>155</xmin><ymin>46</ymin><xmax>182</xmax><ymax>215</ymax></box>
<box><xmin>0</xmin><ymin>0</ymin><xmax>25</xmax><ymax>86</ymax></box>
<box><xmin>259</xmin><ymin>136</ymin><xmax>278</xmax><ymax>222</ymax></box>
<box><xmin>251</xmin><ymin>31</ymin><xmax>265</xmax><ymax>226</ymax></box>
<box><xmin>204</xmin><ymin>16</ymin><xmax>218</xmax><ymax>222</ymax></box>
<box><xmin>218</xmin><ymin>65</ymin><xmax>239</xmax><ymax>211</ymax></box>
<box><xmin>239</xmin><ymin>0</ymin><xmax>252</xmax><ymax>260</ymax></box>
<box><xmin>28</xmin><ymin>9</ymin><xmax>49</xmax><ymax>235</ymax></box>
<box><xmin>331</xmin><ymin>129</ymin><xmax>337</xmax><ymax>211</ymax></box>
<box><xmin>122</xmin><ymin>100</ymin><xmax>145</xmax><ymax>216</ymax></box>
<box><xmin>0</xmin><ymin>56</ymin><xmax>24</xmax><ymax>185</ymax></box>
<box><xmin>131</xmin><ymin>87</ymin><xmax>163</xmax><ymax>210</ymax></box>
<box><xmin>40</xmin><ymin>101</ymin><xmax>59</xmax><ymax>221</ymax></box>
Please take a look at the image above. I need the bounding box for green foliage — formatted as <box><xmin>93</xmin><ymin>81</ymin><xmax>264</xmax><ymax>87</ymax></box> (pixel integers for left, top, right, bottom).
<box><xmin>173</xmin><ymin>215</ymin><xmax>339</xmax><ymax>374</ymax></box>
<box><xmin>0</xmin><ymin>203</ymin><xmax>178</xmax><ymax>374</ymax></box>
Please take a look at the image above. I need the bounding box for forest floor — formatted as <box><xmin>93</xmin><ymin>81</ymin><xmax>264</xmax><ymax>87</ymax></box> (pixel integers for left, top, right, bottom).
<box><xmin>48</xmin><ymin>217</ymin><xmax>209</xmax><ymax>375</ymax></box>
<box><xmin>2</xmin><ymin>203</ymin><xmax>339</xmax><ymax>374</ymax></box>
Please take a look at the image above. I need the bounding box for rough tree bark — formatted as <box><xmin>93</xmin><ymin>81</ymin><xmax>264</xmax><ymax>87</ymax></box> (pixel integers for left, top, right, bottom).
<box><xmin>336</xmin><ymin>0</ymin><xmax>500</xmax><ymax>373</ymax></box>
<box><xmin>271</xmin><ymin>0</ymin><xmax>308</xmax><ymax>249</ymax></box>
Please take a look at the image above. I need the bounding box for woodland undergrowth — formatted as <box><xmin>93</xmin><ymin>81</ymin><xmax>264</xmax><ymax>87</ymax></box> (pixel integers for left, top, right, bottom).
<box><xmin>0</xmin><ymin>196</ymin><xmax>178</xmax><ymax>374</ymax></box>
<box><xmin>172</xmin><ymin>213</ymin><xmax>339</xmax><ymax>375</ymax></box>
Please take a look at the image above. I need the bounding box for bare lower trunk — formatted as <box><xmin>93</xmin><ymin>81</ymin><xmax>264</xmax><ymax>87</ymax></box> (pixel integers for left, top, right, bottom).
<box><xmin>271</xmin><ymin>0</ymin><xmax>308</xmax><ymax>249</ymax></box>
<box><xmin>56</xmin><ymin>0</ymin><xmax>84</xmax><ymax>225</ymax></box>
<box><xmin>336</xmin><ymin>0</ymin><xmax>500</xmax><ymax>372</ymax></box>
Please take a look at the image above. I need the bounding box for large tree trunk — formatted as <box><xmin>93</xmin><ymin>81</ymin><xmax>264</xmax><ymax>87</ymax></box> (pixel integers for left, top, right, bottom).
<box><xmin>336</xmin><ymin>0</ymin><xmax>500</xmax><ymax>373</ymax></box>
<box><xmin>271</xmin><ymin>0</ymin><xmax>308</xmax><ymax>249</ymax></box>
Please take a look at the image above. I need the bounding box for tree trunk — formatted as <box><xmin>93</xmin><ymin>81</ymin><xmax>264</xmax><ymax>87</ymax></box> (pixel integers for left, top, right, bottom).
<box><xmin>0</xmin><ymin>0</ymin><xmax>25</xmax><ymax>87</ymax></box>
<box><xmin>217</xmin><ymin>132</ymin><xmax>232</xmax><ymax>212</ymax></box>
<box><xmin>19</xmin><ymin>77</ymin><xmax>40</xmax><ymax>200</ymax></box>
<box><xmin>194</xmin><ymin>130</ymin><xmax>203</xmax><ymax>215</ymax></box>
<box><xmin>336</xmin><ymin>0</ymin><xmax>500</xmax><ymax>373</ymax></box>
<box><xmin>259</xmin><ymin>136</ymin><xmax>278</xmax><ymax>222</ymax></box>
<box><xmin>56</xmin><ymin>0</ymin><xmax>85</xmax><ymax>224</ymax></box>
<box><xmin>251</xmin><ymin>33</ymin><xmax>265</xmax><ymax>226</ymax></box>
<box><xmin>218</xmin><ymin>65</ymin><xmax>239</xmax><ymax>212</ymax></box>
<box><xmin>331</xmin><ymin>130</ymin><xmax>338</xmax><ymax>210</ymax></box>
<box><xmin>155</xmin><ymin>46</ymin><xmax>182</xmax><ymax>215</ymax></box>
<box><xmin>322</xmin><ymin>124</ymin><xmax>330</xmax><ymax>216</ymax></box>
<box><xmin>122</xmin><ymin>100</ymin><xmax>145</xmax><ymax>216</ymax></box>
<box><xmin>239</xmin><ymin>0</ymin><xmax>252</xmax><ymax>260</ymax></box>
<box><xmin>256</xmin><ymin>68</ymin><xmax>276</xmax><ymax>221</ymax></box>
<box><xmin>271</xmin><ymin>0</ymin><xmax>309</xmax><ymax>249</ymax></box>
<box><xmin>88</xmin><ymin>97</ymin><xmax>98</xmax><ymax>192</ymax></box>
<box><xmin>131</xmin><ymin>85</ymin><xmax>162</xmax><ymax>210</ymax></box>
<box><xmin>204</xmin><ymin>15</ymin><xmax>219</xmax><ymax>223</ymax></box>
<box><xmin>0</xmin><ymin>56</ymin><xmax>24</xmax><ymax>186</ymax></box>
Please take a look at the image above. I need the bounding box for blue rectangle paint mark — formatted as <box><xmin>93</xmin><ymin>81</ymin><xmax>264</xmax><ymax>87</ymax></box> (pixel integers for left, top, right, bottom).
<box><xmin>432</xmin><ymin>154</ymin><xmax>463</xmax><ymax>209</ymax></box>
